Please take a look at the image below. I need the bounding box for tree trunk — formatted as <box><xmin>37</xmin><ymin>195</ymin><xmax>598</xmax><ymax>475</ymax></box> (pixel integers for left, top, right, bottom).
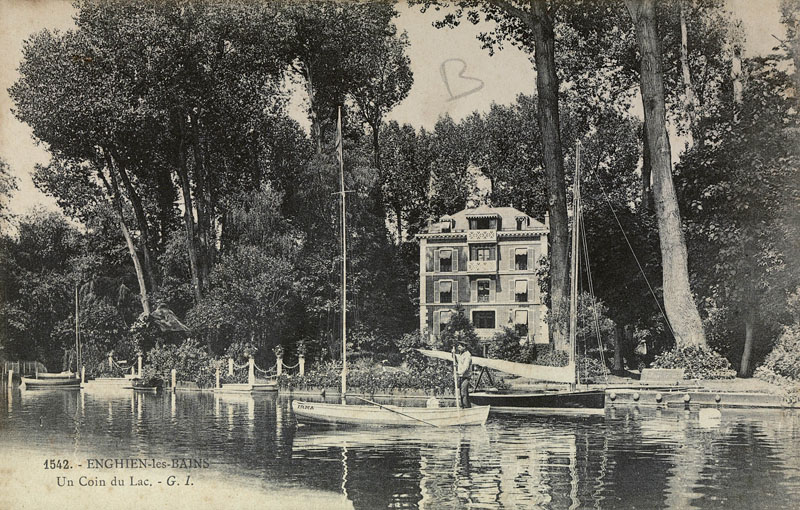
<box><xmin>641</xmin><ymin>126</ymin><xmax>653</xmax><ymax>212</ymax></box>
<box><xmin>109</xmin><ymin>149</ymin><xmax>157</xmax><ymax>292</ymax></box>
<box><xmin>731</xmin><ymin>37</ymin><xmax>743</xmax><ymax>121</ymax></box>
<box><xmin>613</xmin><ymin>323</ymin><xmax>625</xmax><ymax>375</ymax></box>
<box><xmin>304</xmin><ymin>64</ymin><xmax>323</xmax><ymax>154</ymax></box>
<box><xmin>625</xmin><ymin>0</ymin><xmax>707</xmax><ymax>347</ymax></box>
<box><xmin>176</xmin><ymin>124</ymin><xmax>204</xmax><ymax>303</ymax></box>
<box><xmin>97</xmin><ymin>165</ymin><xmax>150</xmax><ymax>315</ymax></box>
<box><xmin>190</xmin><ymin>113</ymin><xmax>211</xmax><ymax>286</ymax></box>
<box><xmin>739</xmin><ymin>310</ymin><xmax>754</xmax><ymax>377</ymax></box>
<box><xmin>530</xmin><ymin>0</ymin><xmax>570</xmax><ymax>352</ymax></box>
<box><xmin>679</xmin><ymin>0</ymin><xmax>697</xmax><ymax>142</ymax></box>
<box><xmin>393</xmin><ymin>204</ymin><xmax>403</xmax><ymax>244</ymax></box>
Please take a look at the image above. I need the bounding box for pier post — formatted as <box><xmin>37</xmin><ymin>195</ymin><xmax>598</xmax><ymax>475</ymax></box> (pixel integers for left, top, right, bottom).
<box><xmin>299</xmin><ymin>355</ymin><xmax>305</xmax><ymax>376</ymax></box>
<box><xmin>109</xmin><ymin>353</ymin><xmax>113</xmax><ymax>369</ymax></box>
<box><xmin>137</xmin><ymin>355</ymin><xmax>142</xmax><ymax>378</ymax></box>
<box><xmin>277</xmin><ymin>357</ymin><xmax>283</xmax><ymax>377</ymax></box>
<box><xmin>216</xmin><ymin>366</ymin><xmax>220</xmax><ymax>389</ymax></box>
<box><xmin>171</xmin><ymin>369</ymin><xmax>177</xmax><ymax>392</ymax></box>
<box><xmin>228</xmin><ymin>358</ymin><xmax>234</xmax><ymax>376</ymax></box>
<box><xmin>248</xmin><ymin>357</ymin><xmax>255</xmax><ymax>386</ymax></box>
<box><xmin>8</xmin><ymin>369</ymin><xmax>12</xmax><ymax>387</ymax></box>
<box><xmin>81</xmin><ymin>366</ymin><xmax>85</xmax><ymax>385</ymax></box>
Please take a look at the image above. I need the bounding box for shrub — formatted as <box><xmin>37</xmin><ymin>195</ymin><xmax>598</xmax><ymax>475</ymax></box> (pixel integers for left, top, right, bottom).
<box><xmin>279</xmin><ymin>357</ymin><xmax>455</xmax><ymax>395</ymax></box>
<box><xmin>488</xmin><ymin>327</ymin><xmax>523</xmax><ymax>361</ymax></box>
<box><xmin>755</xmin><ymin>324</ymin><xmax>800</xmax><ymax>383</ymax></box>
<box><xmin>651</xmin><ymin>345</ymin><xmax>736</xmax><ymax>380</ymax></box>
<box><xmin>533</xmin><ymin>345</ymin><xmax>570</xmax><ymax>367</ymax></box>
<box><xmin>578</xmin><ymin>357</ymin><xmax>609</xmax><ymax>384</ymax></box>
<box><xmin>146</xmin><ymin>338</ymin><xmax>217</xmax><ymax>387</ymax></box>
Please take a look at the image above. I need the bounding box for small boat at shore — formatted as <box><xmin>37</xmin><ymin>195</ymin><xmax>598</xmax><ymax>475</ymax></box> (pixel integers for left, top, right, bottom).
<box><xmin>292</xmin><ymin>400</ymin><xmax>489</xmax><ymax>427</ymax></box>
<box><xmin>20</xmin><ymin>372</ymin><xmax>80</xmax><ymax>389</ymax></box>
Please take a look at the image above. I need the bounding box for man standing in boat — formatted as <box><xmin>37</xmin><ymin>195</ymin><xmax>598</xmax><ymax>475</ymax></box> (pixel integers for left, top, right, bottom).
<box><xmin>455</xmin><ymin>342</ymin><xmax>472</xmax><ymax>408</ymax></box>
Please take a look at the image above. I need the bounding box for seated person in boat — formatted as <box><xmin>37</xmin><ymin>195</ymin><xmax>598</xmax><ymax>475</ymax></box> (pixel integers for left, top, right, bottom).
<box><xmin>456</xmin><ymin>343</ymin><xmax>472</xmax><ymax>408</ymax></box>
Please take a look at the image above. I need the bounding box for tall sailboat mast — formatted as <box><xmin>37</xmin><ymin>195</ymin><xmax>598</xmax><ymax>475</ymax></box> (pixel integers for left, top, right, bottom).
<box><xmin>569</xmin><ymin>142</ymin><xmax>582</xmax><ymax>383</ymax></box>
<box><xmin>337</xmin><ymin>106</ymin><xmax>347</xmax><ymax>398</ymax></box>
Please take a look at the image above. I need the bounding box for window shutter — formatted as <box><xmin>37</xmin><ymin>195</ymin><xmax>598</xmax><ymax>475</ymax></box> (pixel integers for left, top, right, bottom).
<box><xmin>471</xmin><ymin>279</ymin><xmax>477</xmax><ymax>302</ymax></box>
<box><xmin>434</xmin><ymin>280</ymin><xmax>440</xmax><ymax>303</ymax></box>
<box><xmin>434</xmin><ymin>249</ymin><xmax>440</xmax><ymax>272</ymax></box>
<box><xmin>452</xmin><ymin>248</ymin><xmax>459</xmax><ymax>272</ymax></box>
<box><xmin>530</xmin><ymin>278</ymin><xmax>538</xmax><ymax>303</ymax></box>
<box><xmin>453</xmin><ymin>280</ymin><xmax>459</xmax><ymax>303</ymax></box>
<box><xmin>490</xmin><ymin>278</ymin><xmax>496</xmax><ymax>302</ymax></box>
<box><xmin>433</xmin><ymin>310</ymin><xmax>440</xmax><ymax>335</ymax></box>
<box><xmin>528</xmin><ymin>247</ymin><xmax>535</xmax><ymax>271</ymax></box>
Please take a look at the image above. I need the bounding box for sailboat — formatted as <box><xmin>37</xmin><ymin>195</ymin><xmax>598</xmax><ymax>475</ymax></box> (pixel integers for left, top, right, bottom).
<box><xmin>291</xmin><ymin>108</ymin><xmax>489</xmax><ymax>427</ymax></box>
<box><xmin>419</xmin><ymin>142</ymin><xmax>606</xmax><ymax>414</ymax></box>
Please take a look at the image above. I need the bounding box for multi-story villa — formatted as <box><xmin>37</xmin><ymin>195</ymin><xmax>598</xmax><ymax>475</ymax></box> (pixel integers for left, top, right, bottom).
<box><xmin>417</xmin><ymin>205</ymin><xmax>550</xmax><ymax>348</ymax></box>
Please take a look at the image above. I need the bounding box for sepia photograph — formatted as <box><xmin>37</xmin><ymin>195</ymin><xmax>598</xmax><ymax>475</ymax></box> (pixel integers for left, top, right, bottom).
<box><xmin>1</xmin><ymin>0</ymin><xmax>799</xmax><ymax>508</ymax></box>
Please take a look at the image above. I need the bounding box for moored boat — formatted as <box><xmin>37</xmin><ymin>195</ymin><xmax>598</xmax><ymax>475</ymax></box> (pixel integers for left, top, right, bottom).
<box><xmin>20</xmin><ymin>373</ymin><xmax>80</xmax><ymax>389</ymax></box>
<box><xmin>292</xmin><ymin>400</ymin><xmax>489</xmax><ymax>427</ymax></box>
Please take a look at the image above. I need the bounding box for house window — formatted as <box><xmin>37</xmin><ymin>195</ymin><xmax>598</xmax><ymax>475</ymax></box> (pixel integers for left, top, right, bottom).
<box><xmin>516</xmin><ymin>217</ymin><xmax>527</xmax><ymax>230</ymax></box>
<box><xmin>515</xmin><ymin>280</ymin><xmax>528</xmax><ymax>302</ymax></box>
<box><xmin>469</xmin><ymin>217</ymin><xmax>496</xmax><ymax>230</ymax></box>
<box><xmin>439</xmin><ymin>280</ymin><xmax>453</xmax><ymax>303</ymax></box>
<box><xmin>472</xmin><ymin>311</ymin><xmax>496</xmax><ymax>329</ymax></box>
<box><xmin>440</xmin><ymin>310</ymin><xmax>452</xmax><ymax>325</ymax></box>
<box><xmin>470</xmin><ymin>244</ymin><xmax>496</xmax><ymax>261</ymax></box>
<box><xmin>439</xmin><ymin>249</ymin><xmax>452</xmax><ymax>272</ymax></box>
<box><xmin>515</xmin><ymin>248</ymin><xmax>528</xmax><ymax>270</ymax></box>
<box><xmin>477</xmin><ymin>280</ymin><xmax>490</xmax><ymax>302</ymax></box>
<box><xmin>514</xmin><ymin>310</ymin><xmax>529</xmax><ymax>336</ymax></box>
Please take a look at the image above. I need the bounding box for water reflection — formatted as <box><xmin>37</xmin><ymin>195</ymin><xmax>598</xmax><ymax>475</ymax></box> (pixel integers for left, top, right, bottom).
<box><xmin>1</xmin><ymin>388</ymin><xmax>799</xmax><ymax>510</ymax></box>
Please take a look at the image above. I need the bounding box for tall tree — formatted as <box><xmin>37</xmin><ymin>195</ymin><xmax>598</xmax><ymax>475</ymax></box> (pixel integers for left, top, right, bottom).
<box><xmin>422</xmin><ymin>0</ymin><xmax>572</xmax><ymax>349</ymax></box>
<box><xmin>0</xmin><ymin>158</ymin><xmax>18</xmax><ymax>226</ymax></box>
<box><xmin>624</xmin><ymin>0</ymin><xmax>706</xmax><ymax>347</ymax></box>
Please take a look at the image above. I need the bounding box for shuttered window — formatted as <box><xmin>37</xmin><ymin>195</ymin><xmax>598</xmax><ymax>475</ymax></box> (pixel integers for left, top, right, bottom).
<box><xmin>515</xmin><ymin>280</ymin><xmax>528</xmax><ymax>302</ymax></box>
<box><xmin>439</xmin><ymin>280</ymin><xmax>453</xmax><ymax>303</ymax></box>
<box><xmin>515</xmin><ymin>248</ymin><xmax>528</xmax><ymax>270</ymax></box>
<box><xmin>439</xmin><ymin>249</ymin><xmax>452</xmax><ymax>272</ymax></box>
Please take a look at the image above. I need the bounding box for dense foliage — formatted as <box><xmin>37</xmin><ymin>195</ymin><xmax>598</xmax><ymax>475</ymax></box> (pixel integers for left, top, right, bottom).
<box><xmin>2</xmin><ymin>0</ymin><xmax>798</xmax><ymax>389</ymax></box>
<box><xmin>651</xmin><ymin>346</ymin><xmax>736</xmax><ymax>380</ymax></box>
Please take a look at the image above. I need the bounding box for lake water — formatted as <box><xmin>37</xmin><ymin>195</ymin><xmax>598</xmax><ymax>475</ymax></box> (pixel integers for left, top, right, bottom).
<box><xmin>1</xmin><ymin>387</ymin><xmax>799</xmax><ymax>509</ymax></box>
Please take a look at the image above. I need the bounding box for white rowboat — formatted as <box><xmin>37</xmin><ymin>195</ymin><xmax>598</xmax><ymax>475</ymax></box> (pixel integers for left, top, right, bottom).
<box><xmin>292</xmin><ymin>400</ymin><xmax>489</xmax><ymax>427</ymax></box>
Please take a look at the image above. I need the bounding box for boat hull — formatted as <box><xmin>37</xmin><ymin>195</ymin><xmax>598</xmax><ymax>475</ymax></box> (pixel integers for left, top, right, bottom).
<box><xmin>292</xmin><ymin>400</ymin><xmax>489</xmax><ymax>427</ymax></box>
<box><xmin>20</xmin><ymin>376</ymin><xmax>80</xmax><ymax>389</ymax></box>
<box><xmin>470</xmin><ymin>389</ymin><xmax>606</xmax><ymax>414</ymax></box>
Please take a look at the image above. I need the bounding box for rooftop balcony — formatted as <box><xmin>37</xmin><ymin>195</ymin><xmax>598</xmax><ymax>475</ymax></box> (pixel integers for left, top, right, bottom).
<box><xmin>467</xmin><ymin>229</ymin><xmax>497</xmax><ymax>243</ymax></box>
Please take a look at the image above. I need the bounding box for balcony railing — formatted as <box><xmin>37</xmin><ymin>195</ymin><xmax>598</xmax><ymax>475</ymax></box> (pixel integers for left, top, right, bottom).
<box><xmin>467</xmin><ymin>260</ymin><xmax>497</xmax><ymax>273</ymax></box>
<box><xmin>467</xmin><ymin>230</ymin><xmax>497</xmax><ymax>243</ymax></box>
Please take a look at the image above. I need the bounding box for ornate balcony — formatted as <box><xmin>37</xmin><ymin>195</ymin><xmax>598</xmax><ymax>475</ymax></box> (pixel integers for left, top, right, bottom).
<box><xmin>467</xmin><ymin>260</ymin><xmax>497</xmax><ymax>273</ymax></box>
<box><xmin>466</xmin><ymin>229</ymin><xmax>497</xmax><ymax>243</ymax></box>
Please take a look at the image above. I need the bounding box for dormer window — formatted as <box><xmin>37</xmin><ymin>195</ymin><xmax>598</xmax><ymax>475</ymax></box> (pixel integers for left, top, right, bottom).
<box><xmin>469</xmin><ymin>217</ymin><xmax>497</xmax><ymax>230</ymax></box>
<box><xmin>516</xmin><ymin>217</ymin><xmax>527</xmax><ymax>230</ymax></box>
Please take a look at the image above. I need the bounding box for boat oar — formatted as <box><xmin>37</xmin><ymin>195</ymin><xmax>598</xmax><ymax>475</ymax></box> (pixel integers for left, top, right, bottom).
<box><xmin>353</xmin><ymin>396</ymin><xmax>441</xmax><ymax>428</ymax></box>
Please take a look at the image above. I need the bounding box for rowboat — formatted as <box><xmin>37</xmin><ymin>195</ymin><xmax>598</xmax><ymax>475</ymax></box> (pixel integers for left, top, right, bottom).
<box><xmin>20</xmin><ymin>373</ymin><xmax>80</xmax><ymax>389</ymax></box>
<box><xmin>292</xmin><ymin>400</ymin><xmax>489</xmax><ymax>427</ymax></box>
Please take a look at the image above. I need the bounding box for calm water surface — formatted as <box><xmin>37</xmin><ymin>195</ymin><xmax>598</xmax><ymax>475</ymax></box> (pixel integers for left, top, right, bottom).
<box><xmin>1</xmin><ymin>387</ymin><xmax>799</xmax><ymax>509</ymax></box>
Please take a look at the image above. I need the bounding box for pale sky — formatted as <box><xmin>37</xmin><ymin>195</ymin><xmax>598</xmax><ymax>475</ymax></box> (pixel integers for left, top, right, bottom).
<box><xmin>0</xmin><ymin>0</ymin><xmax>787</xmax><ymax>219</ymax></box>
